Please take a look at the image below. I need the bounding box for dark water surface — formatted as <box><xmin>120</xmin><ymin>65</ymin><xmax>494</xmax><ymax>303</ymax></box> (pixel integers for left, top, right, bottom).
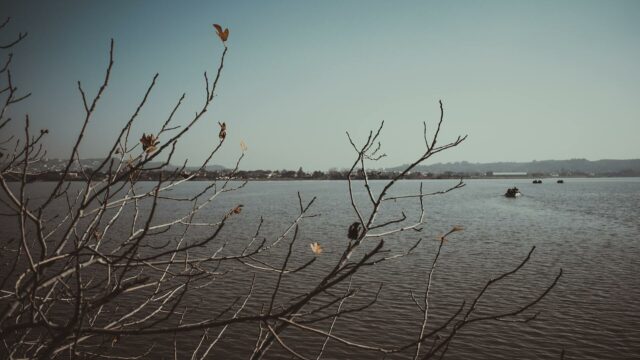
<box><xmin>158</xmin><ymin>178</ymin><xmax>639</xmax><ymax>359</ymax></box>
<box><xmin>8</xmin><ymin>178</ymin><xmax>640</xmax><ymax>359</ymax></box>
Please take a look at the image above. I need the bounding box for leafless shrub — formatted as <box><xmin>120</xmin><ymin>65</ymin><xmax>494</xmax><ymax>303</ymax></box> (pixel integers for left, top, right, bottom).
<box><xmin>0</xmin><ymin>20</ymin><xmax>562</xmax><ymax>359</ymax></box>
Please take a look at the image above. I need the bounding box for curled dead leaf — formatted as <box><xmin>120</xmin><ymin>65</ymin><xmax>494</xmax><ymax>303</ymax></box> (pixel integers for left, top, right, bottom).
<box><xmin>240</xmin><ymin>140</ymin><xmax>248</xmax><ymax>152</ymax></box>
<box><xmin>140</xmin><ymin>133</ymin><xmax>160</xmax><ymax>153</ymax></box>
<box><xmin>126</xmin><ymin>155</ymin><xmax>135</xmax><ymax>169</ymax></box>
<box><xmin>125</xmin><ymin>155</ymin><xmax>140</xmax><ymax>181</ymax></box>
<box><xmin>310</xmin><ymin>242</ymin><xmax>323</xmax><ymax>255</ymax></box>
<box><xmin>348</xmin><ymin>222</ymin><xmax>361</xmax><ymax>240</ymax></box>
<box><xmin>218</xmin><ymin>122</ymin><xmax>227</xmax><ymax>140</ymax></box>
<box><xmin>230</xmin><ymin>204</ymin><xmax>243</xmax><ymax>215</ymax></box>
<box><xmin>213</xmin><ymin>24</ymin><xmax>229</xmax><ymax>42</ymax></box>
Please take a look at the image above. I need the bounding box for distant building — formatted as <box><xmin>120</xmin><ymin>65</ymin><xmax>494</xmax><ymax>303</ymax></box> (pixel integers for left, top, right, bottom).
<box><xmin>492</xmin><ymin>172</ymin><xmax>527</xmax><ymax>176</ymax></box>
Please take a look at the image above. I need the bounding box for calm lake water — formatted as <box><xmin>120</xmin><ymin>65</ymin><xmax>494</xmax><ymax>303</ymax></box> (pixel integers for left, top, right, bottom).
<box><xmin>6</xmin><ymin>178</ymin><xmax>640</xmax><ymax>359</ymax></box>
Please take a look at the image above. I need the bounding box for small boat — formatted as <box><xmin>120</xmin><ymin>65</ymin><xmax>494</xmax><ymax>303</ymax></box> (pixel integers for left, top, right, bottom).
<box><xmin>504</xmin><ymin>187</ymin><xmax>521</xmax><ymax>198</ymax></box>
<box><xmin>532</xmin><ymin>179</ymin><xmax>542</xmax><ymax>184</ymax></box>
<box><xmin>557</xmin><ymin>179</ymin><xmax>564</xmax><ymax>184</ymax></box>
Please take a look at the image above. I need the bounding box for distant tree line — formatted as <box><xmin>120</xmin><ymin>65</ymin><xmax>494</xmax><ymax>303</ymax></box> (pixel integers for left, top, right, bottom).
<box><xmin>8</xmin><ymin>166</ymin><xmax>639</xmax><ymax>183</ymax></box>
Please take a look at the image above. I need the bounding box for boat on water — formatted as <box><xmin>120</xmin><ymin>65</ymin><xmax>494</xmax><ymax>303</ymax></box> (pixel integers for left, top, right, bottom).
<box><xmin>557</xmin><ymin>179</ymin><xmax>564</xmax><ymax>184</ymax></box>
<box><xmin>504</xmin><ymin>187</ymin><xmax>521</xmax><ymax>198</ymax></box>
<box><xmin>533</xmin><ymin>179</ymin><xmax>542</xmax><ymax>184</ymax></box>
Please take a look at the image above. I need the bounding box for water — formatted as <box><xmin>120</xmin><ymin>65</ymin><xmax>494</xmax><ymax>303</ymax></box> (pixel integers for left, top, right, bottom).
<box><xmin>3</xmin><ymin>178</ymin><xmax>640</xmax><ymax>359</ymax></box>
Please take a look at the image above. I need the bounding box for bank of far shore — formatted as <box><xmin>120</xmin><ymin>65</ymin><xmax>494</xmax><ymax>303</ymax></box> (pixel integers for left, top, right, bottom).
<box><xmin>8</xmin><ymin>169</ymin><xmax>640</xmax><ymax>183</ymax></box>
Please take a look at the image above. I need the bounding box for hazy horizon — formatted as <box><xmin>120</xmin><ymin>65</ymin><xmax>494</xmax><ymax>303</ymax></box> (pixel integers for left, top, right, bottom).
<box><xmin>31</xmin><ymin>156</ymin><xmax>640</xmax><ymax>173</ymax></box>
<box><xmin>2</xmin><ymin>0</ymin><xmax>639</xmax><ymax>170</ymax></box>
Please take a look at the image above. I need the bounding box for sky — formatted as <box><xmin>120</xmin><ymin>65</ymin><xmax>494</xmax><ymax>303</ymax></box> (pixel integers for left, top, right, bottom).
<box><xmin>1</xmin><ymin>0</ymin><xmax>639</xmax><ymax>171</ymax></box>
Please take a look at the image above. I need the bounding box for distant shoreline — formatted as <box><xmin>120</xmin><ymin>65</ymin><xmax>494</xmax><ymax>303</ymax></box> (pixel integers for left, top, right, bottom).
<box><xmin>10</xmin><ymin>174</ymin><xmax>640</xmax><ymax>183</ymax></box>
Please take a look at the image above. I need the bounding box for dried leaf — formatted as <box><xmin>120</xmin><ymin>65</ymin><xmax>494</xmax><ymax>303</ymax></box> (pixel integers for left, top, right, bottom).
<box><xmin>240</xmin><ymin>140</ymin><xmax>248</xmax><ymax>152</ymax></box>
<box><xmin>140</xmin><ymin>133</ymin><xmax>160</xmax><ymax>153</ymax></box>
<box><xmin>231</xmin><ymin>204</ymin><xmax>243</xmax><ymax>215</ymax></box>
<box><xmin>218</xmin><ymin>122</ymin><xmax>227</xmax><ymax>140</ymax></box>
<box><xmin>451</xmin><ymin>225</ymin><xmax>464</xmax><ymax>233</ymax></box>
<box><xmin>126</xmin><ymin>155</ymin><xmax>135</xmax><ymax>169</ymax></box>
<box><xmin>348</xmin><ymin>222</ymin><xmax>361</xmax><ymax>240</ymax></box>
<box><xmin>310</xmin><ymin>242</ymin><xmax>323</xmax><ymax>255</ymax></box>
<box><xmin>125</xmin><ymin>155</ymin><xmax>140</xmax><ymax>181</ymax></box>
<box><xmin>213</xmin><ymin>24</ymin><xmax>229</xmax><ymax>42</ymax></box>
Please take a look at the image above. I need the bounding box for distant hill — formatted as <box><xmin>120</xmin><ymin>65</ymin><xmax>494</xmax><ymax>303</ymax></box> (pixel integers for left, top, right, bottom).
<box><xmin>28</xmin><ymin>158</ymin><xmax>640</xmax><ymax>177</ymax></box>
<box><xmin>390</xmin><ymin>159</ymin><xmax>640</xmax><ymax>175</ymax></box>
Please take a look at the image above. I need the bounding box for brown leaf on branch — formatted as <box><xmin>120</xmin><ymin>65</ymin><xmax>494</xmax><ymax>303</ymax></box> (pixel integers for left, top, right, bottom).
<box><xmin>126</xmin><ymin>155</ymin><xmax>134</xmax><ymax>169</ymax></box>
<box><xmin>125</xmin><ymin>155</ymin><xmax>140</xmax><ymax>181</ymax></box>
<box><xmin>348</xmin><ymin>222</ymin><xmax>361</xmax><ymax>240</ymax></box>
<box><xmin>229</xmin><ymin>204</ymin><xmax>243</xmax><ymax>216</ymax></box>
<box><xmin>140</xmin><ymin>133</ymin><xmax>160</xmax><ymax>153</ymax></box>
<box><xmin>218</xmin><ymin>122</ymin><xmax>227</xmax><ymax>140</ymax></box>
<box><xmin>438</xmin><ymin>226</ymin><xmax>464</xmax><ymax>242</ymax></box>
<box><xmin>213</xmin><ymin>24</ymin><xmax>229</xmax><ymax>42</ymax></box>
<box><xmin>310</xmin><ymin>242</ymin><xmax>323</xmax><ymax>255</ymax></box>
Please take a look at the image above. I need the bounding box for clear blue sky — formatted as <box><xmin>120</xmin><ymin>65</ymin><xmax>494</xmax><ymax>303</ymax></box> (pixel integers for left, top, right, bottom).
<box><xmin>2</xmin><ymin>0</ymin><xmax>639</xmax><ymax>170</ymax></box>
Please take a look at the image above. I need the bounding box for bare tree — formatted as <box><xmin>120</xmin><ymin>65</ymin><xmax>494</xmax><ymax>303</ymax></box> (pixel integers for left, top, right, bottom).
<box><xmin>0</xmin><ymin>20</ymin><xmax>562</xmax><ymax>359</ymax></box>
